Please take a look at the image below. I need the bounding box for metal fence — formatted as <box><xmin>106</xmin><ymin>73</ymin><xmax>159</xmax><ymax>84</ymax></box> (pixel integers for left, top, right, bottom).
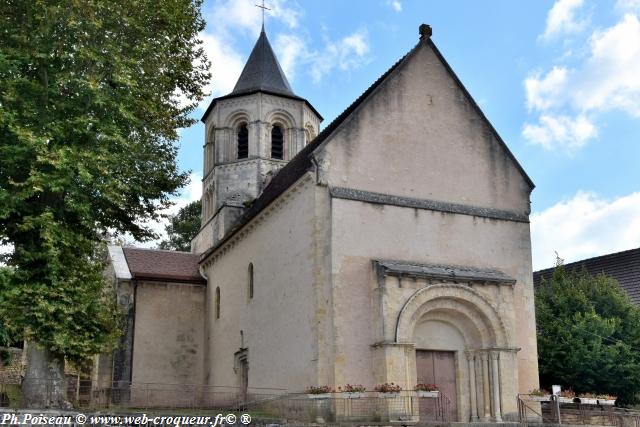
<box><xmin>1</xmin><ymin>379</ymin><xmax>453</xmax><ymax>424</ymax></box>
<box><xmin>518</xmin><ymin>394</ymin><xmax>640</xmax><ymax>427</ymax></box>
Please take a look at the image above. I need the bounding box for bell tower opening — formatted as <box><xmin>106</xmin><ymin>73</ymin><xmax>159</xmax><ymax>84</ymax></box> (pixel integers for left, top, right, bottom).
<box><xmin>271</xmin><ymin>125</ymin><xmax>284</xmax><ymax>159</ymax></box>
<box><xmin>237</xmin><ymin>123</ymin><xmax>249</xmax><ymax>159</ymax></box>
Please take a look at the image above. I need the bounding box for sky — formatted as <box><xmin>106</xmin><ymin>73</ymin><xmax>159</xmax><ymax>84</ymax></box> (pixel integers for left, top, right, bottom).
<box><xmin>4</xmin><ymin>0</ymin><xmax>638</xmax><ymax>270</ymax></box>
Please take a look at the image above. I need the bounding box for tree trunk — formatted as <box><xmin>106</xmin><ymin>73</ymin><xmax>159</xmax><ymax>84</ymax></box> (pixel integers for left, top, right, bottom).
<box><xmin>21</xmin><ymin>343</ymin><xmax>69</xmax><ymax>408</ymax></box>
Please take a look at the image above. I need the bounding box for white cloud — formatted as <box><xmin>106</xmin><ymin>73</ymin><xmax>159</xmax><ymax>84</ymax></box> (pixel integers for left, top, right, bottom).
<box><xmin>200</xmin><ymin>31</ymin><xmax>245</xmax><ymax>97</ymax></box>
<box><xmin>525</xmin><ymin>66</ymin><xmax>569</xmax><ymax>111</ymax></box>
<box><xmin>616</xmin><ymin>0</ymin><xmax>640</xmax><ymax>13</ymax></box>
<box><xmin>274</xmin><ymin>34</ymin><xmax>307</xmax><ymax>79</ymax></box>
<box><xmin>574</xmin><ymin>14</ymin><xmax>640</xmax><ymax>116</ymax></box>
<box><xmin>523</xmin><ymin>114</ymin><xmax>596</xmax><ymax>151</ymax></box>
<box><xmin>310</xmin><ymin>29</ymin><xmax>371</xmax><ymax>83</ymax></box>
<box><xmin>387</xmin><ymin>0</ymin><xmax>402</xmax><ymax>12</ymax></box>
<box><xmin>524</xmin><ymin>12</ymin><xmax>640</xmax><ymax>150</ymax></box>
<box><xmin>531</xmin><ymin>191</ymin><xmax>640</xmax><ymax>270</ymax></box>
<box><xmin>274</xmin><ymin>28</ymin><xmax>371</xmax><ymax>84</ymax></box>
<box><xmin>210</xmin><ymin>0</ymin><xmax>301</xmax><ymax>36</ymax></box>
<box><xmin>541</xmin><ymin>0</ymin><xmax>588</xmax><ymax>40</ymax></box>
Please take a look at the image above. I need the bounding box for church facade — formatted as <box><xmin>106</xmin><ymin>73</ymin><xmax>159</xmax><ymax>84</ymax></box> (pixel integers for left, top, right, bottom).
<box><xmin>104</xmin><ymin>24</ymin><xmax>539</xmax><ymax>422</ymax></box>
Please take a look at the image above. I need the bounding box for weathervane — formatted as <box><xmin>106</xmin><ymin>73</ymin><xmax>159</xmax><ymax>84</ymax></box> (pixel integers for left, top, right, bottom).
<box><xmin>255</xmin><ymin>0</ymin><xmax>271</xmax><ymax>31</ymax></box>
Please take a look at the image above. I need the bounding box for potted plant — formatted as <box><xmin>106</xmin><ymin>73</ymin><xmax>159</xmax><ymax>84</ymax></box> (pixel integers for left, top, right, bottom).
<box><xmin>597</xmin><ymin>394</ymin><xmax>617</xmax><ymax>405</ymax></box>
<box><xmin>306</xmin><ymin>385</ymin><xmax>334</xmax><ymax>399</ymax></box>
<box><xmin>415</xmin><ymin>383</ymin><xmax>439</xmax><ymax>398</ymax></box>
<box><xmin>337</xmin><ymin>384</ymin><xmax>366</xmax><ymax>399</ymax></box>
<box><xmin>577</xmin><ymin>392</ymin><xmax>597</xmax><ymax>405</ymax></box>
<box><xmin>374</xmin><ymin>383</ymin><xmax>402</xmax><ymax>398</ymax></box>
<box><xmin>558</xmin><ymin>389</ymin><xmax>576</xmax><ymax>404</ymax></box>
<box><xmin>529</xmin><ymin>388</ymin><xmax>551</xmax><ymax>402</ymax></box>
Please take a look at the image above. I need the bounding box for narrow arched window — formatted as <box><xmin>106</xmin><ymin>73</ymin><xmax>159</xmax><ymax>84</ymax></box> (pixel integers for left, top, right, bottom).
<box><xmin>215</xmin><ymin>286</ymin><xmax>221</xmax><ymax>319</ymax></box>
<box><xmin>237</xmin><ymin>124</ymin><xmax>248</xmax><ymax>159</ymax></box>
<box><xmin>248</xmin><ymin>263</ymin><xmax>254</xmax><ymax>300</ymax></box>
<box><xmin>271</xmin><ymin>125</ymin><xmax>283</xmax><ymax>159</ymax></box>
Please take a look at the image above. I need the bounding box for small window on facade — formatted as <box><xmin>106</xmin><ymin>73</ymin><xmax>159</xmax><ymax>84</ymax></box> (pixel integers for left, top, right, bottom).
<box><xmin>237</xmin><ymin>124</ymin><xmax>248</xmax><ymax>159</ymax></box>
<box><xmin>215</xmin><ymin>286</ymin><xmax>221</xmax><ymax>319</ymax></box>
<box><xmin>248</xmin><ymin>263</ymin><xmax>254</xmax><ymax>299</ymax></box>
<box><xmin>271</xmin><ymin>125</ymin><xmax>283</xmax><ymax>159</ymax></box>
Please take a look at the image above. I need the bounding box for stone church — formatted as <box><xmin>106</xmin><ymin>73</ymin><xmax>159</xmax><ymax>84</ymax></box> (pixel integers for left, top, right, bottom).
<box><xmin>103</xmin><ymin>24</ymin><xmax>539</xmax><ymax>421</ymax></box>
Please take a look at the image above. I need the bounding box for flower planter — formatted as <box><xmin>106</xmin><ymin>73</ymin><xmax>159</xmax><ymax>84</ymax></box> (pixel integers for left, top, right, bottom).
<box><xmin>307</xmin><ymin>393</ymin><xmax>332</xmax><ymax>399</ymax></box>
<box><xmin>339</xmin><ymin>392</ymin><xmax>365</xmax><ymax>399</ymax></box>
<box><xmin>378</xmin><ymin>392</ymin><xmax>400</xmax><ymax>398</ymax></box>
<box><xmin>417</xmin><ymin>391</ymin><xmax>439</xmax><ymax>398</ymax></box>
<box><xmin>578</xmin><ymin>398</ymin><xmax>598</xmax><ymax>405</ymax></box>
<box><xmin>599</xmin><ymin>399</ymin><xmax>615</xmax><ymax>405</ymax></box>
<box><xmin>529</xmin><ymin>395</ymin><xmax>551</xmax><ymax>402</ymax></box>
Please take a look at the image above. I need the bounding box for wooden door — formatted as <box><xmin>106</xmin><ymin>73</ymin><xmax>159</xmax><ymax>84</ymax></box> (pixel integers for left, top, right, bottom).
<box><xmin>416</xmin><ymin>350</ymin><xmax>457</xmax><ymax>420</ymax></box>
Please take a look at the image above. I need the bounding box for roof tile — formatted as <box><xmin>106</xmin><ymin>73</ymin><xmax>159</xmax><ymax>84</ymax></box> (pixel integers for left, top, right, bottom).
<box><xmin>123</xmin><ymin>247</ymin><xmax>205</xmax><ymax>284</ymax></box>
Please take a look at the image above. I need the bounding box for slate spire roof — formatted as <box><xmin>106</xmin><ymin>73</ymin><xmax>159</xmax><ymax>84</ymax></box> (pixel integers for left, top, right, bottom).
<box><xmin>230</xmin><ymin>28</ymin><xmax>294</xmax><ymax>97</ymax></box>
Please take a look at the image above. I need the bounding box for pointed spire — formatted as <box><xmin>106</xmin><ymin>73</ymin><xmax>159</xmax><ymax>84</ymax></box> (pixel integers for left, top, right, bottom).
<box><xmin>230</xmin><ymin>30</ymin><xmax>295</xmax><ymax>97</ymax></box>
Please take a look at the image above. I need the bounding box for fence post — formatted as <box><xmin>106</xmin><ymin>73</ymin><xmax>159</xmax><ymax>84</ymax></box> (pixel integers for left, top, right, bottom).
<box><xmin>554</xmin><ymin>396</ymin><xmax>562</xmax><ymax>425</ymax></box>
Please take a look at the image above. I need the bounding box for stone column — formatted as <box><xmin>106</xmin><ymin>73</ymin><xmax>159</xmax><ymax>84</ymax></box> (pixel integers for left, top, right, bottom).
<box><xmin>248</xmin><ymin>121</ymin><xmax>260</xmax><ymax>158</ymax></box>
<box><xmin>490</xmin><ymin>351</ymin><xmax>502</xmax><ymax>422</ymax></box>
<box><xmin>480</xmin><ymin>352</ymin><xmax>491</xmax><ymax>421</ymax></box>
<box><xmin>466</xmin><ymin>351</ymin><xmax>479</xmax><ymax>421</ymax></box>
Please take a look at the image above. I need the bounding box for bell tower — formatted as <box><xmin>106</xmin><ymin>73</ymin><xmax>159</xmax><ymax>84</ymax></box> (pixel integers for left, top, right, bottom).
<box><xmin>192</xmin><ymin>28</ymin><xmax>322</xmax><ymax>253</ymax></box>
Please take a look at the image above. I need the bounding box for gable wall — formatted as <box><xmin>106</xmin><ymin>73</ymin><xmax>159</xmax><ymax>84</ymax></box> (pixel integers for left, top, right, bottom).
<box><xmin>329</xmin><ymin>198</ymin><xmax>538</xmax><ymax>417</ymax></box>
<box><xmin>322</xmin><ymin>42</ymin><xmax>531</xmax><ymax>214</ymax></box>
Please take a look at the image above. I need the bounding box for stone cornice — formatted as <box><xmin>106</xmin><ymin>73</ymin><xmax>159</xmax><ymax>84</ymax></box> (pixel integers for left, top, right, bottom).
<box><xmin>329</xmin><ymin>186</ymin><xmax>529</xmax><ymax>223</ymax></box>
<box><xmin>373</xmin><ymin>260</ymin><xmax>516</xmax><ymax>286</ymax></box>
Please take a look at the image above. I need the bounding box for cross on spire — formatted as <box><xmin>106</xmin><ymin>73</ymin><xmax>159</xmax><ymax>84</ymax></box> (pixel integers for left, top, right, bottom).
<box><xmin>255</xmin><ymin>0</ymin><xmax>271</xmax><ymax>31</ymax></box>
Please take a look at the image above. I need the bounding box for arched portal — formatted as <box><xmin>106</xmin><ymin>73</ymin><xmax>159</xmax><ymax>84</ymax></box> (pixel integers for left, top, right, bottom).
<box><xmin>392</xmin><ymin>284</ymin><xmax>514</xmax><ymax>423</ymax></box>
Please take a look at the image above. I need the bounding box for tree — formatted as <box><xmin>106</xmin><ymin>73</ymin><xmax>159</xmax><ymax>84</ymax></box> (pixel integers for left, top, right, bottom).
<box><xmin>536</xmin><ymin>265</ymin><xmax>640</xmax><ymax>405</ymax></box>
<box><xmin>0</xmin><ymin>0</ymin><xmax>209</xmax><ymax>406</ymax></box>
<box><xmin>158</xmin><ymin>200</ymin><xmax>202</xmax><ymax>251</ymax></box>
<box><xmin>0</xmin><ymin>267</ymin><xmax>13</xmax><ymax>352</ymax></box>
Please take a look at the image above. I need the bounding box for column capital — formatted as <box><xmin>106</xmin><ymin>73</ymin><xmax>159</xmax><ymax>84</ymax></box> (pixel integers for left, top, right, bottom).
<box><xmin>489</xmin><ymin>351</ymin><xmax>500</xmax><ymax>360</ymax></box>
<box><xmin>465</xmin><ymin>350</ymin><xmax>476</xmax><ymax>361</ymax></box>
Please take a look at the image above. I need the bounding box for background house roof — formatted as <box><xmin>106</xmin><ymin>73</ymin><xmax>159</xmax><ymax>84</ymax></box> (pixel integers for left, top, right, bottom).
<box><xmin>533</xmin><ymin>248</ymin><xmax>640</xmax><ymax>305</ymax></box>
<box><xmin>121</xmin><ymin>247</ymin><xmax>205</xmax><ymax>284</ymax></box>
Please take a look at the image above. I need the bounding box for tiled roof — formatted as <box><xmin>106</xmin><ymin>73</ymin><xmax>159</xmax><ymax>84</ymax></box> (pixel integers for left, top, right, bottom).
<box><xmin>122</xmin><ymin>247</ymin><xmax>205</xmax><ymax>284</ymax></box>
<box><xmin>533</xmin><ymin>248</ymin><xmax>640</xmax><ymax>305</ymax></box>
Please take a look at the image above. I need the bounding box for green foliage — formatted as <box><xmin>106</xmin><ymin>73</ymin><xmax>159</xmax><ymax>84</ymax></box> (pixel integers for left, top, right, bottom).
<box><xmin>0</xmin><ymin>267</ymin><xmax>13</xmax><ymax>348</ymax></box>
<box><xmin>158</xmin><ymin>200</ymin><xmax>201</xmax><ymax>252</ymax></box>
<box><xmin>0</xmin><ymin>0</ymin><xmax>209</xmax><ymax>365</ymax></box>
<box><xmin>536</xmin><ymin>266</ymin><xmax>640</xmax><ymax>405</ymax></box>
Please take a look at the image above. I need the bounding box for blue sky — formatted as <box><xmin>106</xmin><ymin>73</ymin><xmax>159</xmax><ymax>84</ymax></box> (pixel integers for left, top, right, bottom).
<box><xmin>168</xmin><ymin>0</ymin><xmax>640</xmax><ymax>269</ymax></box>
